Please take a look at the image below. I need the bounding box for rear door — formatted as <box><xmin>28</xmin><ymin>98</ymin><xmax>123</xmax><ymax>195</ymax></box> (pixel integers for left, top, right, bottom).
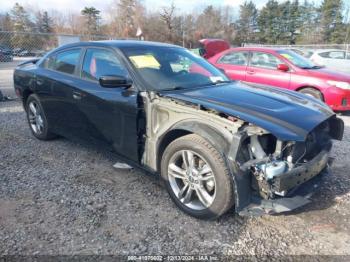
<box><xmin>42</xmin><ymin>48</ymin><xmax>86</xmax><ymax>137</ymax></box>
<box><xmin>73</xmin><ymin>47</ymin><xmax>140</xmax><ymax>161</ymax></box>
<box><xmin>245</xmin><ymin>51</ymin><xmax>291</xmax><ymax>89</ymax></box>
<box><xmin>214</xmin><ymin>51</ymin><xmax>249</xmax><ymax>81</ymax></box>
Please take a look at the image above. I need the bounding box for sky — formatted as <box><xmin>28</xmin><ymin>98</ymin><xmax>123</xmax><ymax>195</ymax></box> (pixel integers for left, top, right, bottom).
<box><xmin>0</xmin><ymin>0</ymin><xmax>323</xmax><ymax>15</ymax></box>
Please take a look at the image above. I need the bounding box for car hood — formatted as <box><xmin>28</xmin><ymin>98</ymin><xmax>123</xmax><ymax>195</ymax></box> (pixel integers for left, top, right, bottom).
<box><xmin>159</xmin><ymin>81</ymin><xmax>334</xmax><ymax>141</ymax></box>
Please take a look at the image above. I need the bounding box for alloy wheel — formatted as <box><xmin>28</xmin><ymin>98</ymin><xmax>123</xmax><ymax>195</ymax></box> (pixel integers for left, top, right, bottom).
<box><xmin>28</xmin><ymin>101</ymin><xmax>44</xmax><ymax>135</ymax></box>
<box><xmin>167</xmin><ymin>150</ymin><xmax>216</xmax><ymax>210</ymax></box>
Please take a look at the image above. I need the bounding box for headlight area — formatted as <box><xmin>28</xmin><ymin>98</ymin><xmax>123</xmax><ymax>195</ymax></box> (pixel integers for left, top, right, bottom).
<box><xmin>327</xmin><ymin>80</ymin><xmax>350</xmax><ymax>90</ymax></box>
<box><xmin>233</xmin><ymin>120</ymin><xmax>335</xmax><ymax>214</ymax></box>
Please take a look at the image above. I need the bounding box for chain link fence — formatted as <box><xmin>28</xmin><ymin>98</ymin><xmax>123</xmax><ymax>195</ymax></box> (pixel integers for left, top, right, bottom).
<box><xmin>0</xmin><ymin>31</ymin><xmax>115</xmax><ymax>61</ymax></box>
<box><xmin>243</xmin><ymin>43</ymin><xmax>350</xmax><ymax>53</ymax></box>
<box><xmin>0</xmin><ymin>31</ymin><xmax>115</xmax><ymax>97</ymax></box>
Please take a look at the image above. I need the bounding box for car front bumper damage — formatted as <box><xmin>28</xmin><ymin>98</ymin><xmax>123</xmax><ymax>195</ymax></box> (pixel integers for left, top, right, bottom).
<box><xmin>239</xmin><ymin>145</ymin><xmax>332</xmax><ymax>216</ymax></box>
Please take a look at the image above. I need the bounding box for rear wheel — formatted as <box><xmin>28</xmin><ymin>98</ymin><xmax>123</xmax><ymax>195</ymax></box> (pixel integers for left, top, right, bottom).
<box><xmin>26</xmin><ymin>94</ymin><xmax>56</xmax><ymax>140</ymax></box>
<box><xmin>299</xmin><ymin>87</ymin><xmax>323</xmax><ymax>101</ymax></box>
<box><xmin>161</xmin><ymin>134</ymin><xmax>234</xmax><ymax>220</ymax></box>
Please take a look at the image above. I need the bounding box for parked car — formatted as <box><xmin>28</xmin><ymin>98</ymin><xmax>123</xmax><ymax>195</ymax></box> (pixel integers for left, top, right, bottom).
<box><xmin>0</xmin><ymin>45</ymin><xmax>14</xmax><ymax>62</ymax></box>
<box><xmin>209</xmin><ymin>47</ymin><xmax>350</xmax><ymax>111</ymax></box>
<box><xmin>14</xmin><ymin>41</ymin><xmax>343</xmax><ymax>219</ymax></box>
<box><xmin>13</xmin><ymin>48</ymin><xmax>23</xmax><ymax>56</ymax></box>
<box><xmin>193</xmin><ymin>39</ymin><xmax>230</xmax><ymax>59</ymax></box>
<box><xmin>309</xmin><ymin>49</ymin><xmax>350</xmax><ymax>74</ymax></box>
<box><xmin>18</xmin><ymin>50</ymin><xmax>37</xmax><ymax>57</ymax></box>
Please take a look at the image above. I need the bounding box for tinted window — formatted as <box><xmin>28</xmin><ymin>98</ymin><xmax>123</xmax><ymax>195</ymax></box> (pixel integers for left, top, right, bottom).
<box><xmin>82</xmin><ymin>48</ymin><xmax>129</xmax><ymax>81</ymax></box>
<box><xmin>219</xmin><ymin>51</ymin><xmax>249</xmax><ymax>66</ymax></box>
<box><xmin>319</xmin><ymin>51</ymin><xmax>345</xmax><ymax>59</ymax></box>
<box><xmin>250</xmin><ymin>52</ymin><xmax>282</xmax><ymax>69</ymax></box>
<box><xmin>41</xmin><ymin>55</ymin><xmax>55</xmax><ymax>69</ymax></box>
<box><xmin>54</xmin><ymin>49</ymin><xmax>81</xmax><ymax>74</ymax></box>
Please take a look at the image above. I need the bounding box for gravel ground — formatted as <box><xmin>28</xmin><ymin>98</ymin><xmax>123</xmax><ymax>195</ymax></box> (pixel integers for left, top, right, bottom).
<box><xmin>0</xmin><ymin>100</ymin><xmax>350</xmax><ymax>258</ymax></box>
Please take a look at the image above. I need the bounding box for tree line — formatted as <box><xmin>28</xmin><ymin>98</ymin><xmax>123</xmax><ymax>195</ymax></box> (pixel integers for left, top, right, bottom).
<box><xmin>0</xmin><ymin>0</ymin><xmax>348</xmax><ymax>49</ymax></box>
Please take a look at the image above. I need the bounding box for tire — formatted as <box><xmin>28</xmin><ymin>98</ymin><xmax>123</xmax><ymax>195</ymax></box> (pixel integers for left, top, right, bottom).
<box><xmin>25</xmin><ymin>94</ymin><xmax>56</xmax><ymax>140</ymax></box>
<box><xmin>161</xmin><ymin>134</ymin><xmax>234</xmax><ymax>220</ymax></box>
<box><xmin>299</xmin><ymin>87</ymin><xmax>323</xmax><ymax>101</ymax></box>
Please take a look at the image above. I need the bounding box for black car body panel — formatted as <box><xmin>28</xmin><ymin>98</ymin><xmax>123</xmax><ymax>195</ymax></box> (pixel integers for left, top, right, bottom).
<box><xmin>160</xmin><ymin>81</ymin><xmax>334</xmax><ymax>142</ymax></box>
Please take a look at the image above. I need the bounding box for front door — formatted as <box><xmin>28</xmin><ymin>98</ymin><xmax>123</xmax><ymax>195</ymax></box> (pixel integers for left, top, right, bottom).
<box><xmin>73</xmin><ymin>47</ymin><xmax>140</xmax><ymax>161</ymax></box>
<box><xmin>245</xmin><ymin>51</ymin><xmax>291</xmax><ymax>89</ymax></box>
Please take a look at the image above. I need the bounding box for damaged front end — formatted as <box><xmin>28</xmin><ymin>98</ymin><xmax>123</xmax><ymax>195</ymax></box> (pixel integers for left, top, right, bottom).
<box><xmin>232</xmin><ymin>116</ymin><xmax>343</xmax><ymax>216</ymax></box>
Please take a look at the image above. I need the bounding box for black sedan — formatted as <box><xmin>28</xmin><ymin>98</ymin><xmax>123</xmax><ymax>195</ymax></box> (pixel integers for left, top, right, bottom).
<box><xmin>14</xmin><ymin>40</ymin><xmax>344</xmax><ymax>219</ymax></box>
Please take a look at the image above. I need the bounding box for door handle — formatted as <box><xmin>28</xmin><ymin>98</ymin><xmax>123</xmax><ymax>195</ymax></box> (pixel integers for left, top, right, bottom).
<box><xmin>72</xmin><ymin>91</ymin><xmax>83</xmax><ymax>100</ymax></box>
<box><xmin>247</xmin><ymin>70</ymin><xmax>255</xmax><ymax>75</ymax></box>
<box><xmin>36</xmin><ymin>79</ymin><xmax>44</xmax><ymax>85</ymax></box>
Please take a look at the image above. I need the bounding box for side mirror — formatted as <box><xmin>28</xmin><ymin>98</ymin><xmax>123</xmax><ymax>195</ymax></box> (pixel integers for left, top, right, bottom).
<box><xmin>277</xmin><ymin>64</ymin><xmax>289</xmax><ymax>72</ymax></box>
<box><xmin>99</xmin><ymin>75</ymin><xmax>132</xmax><ymax>88</ymax></box>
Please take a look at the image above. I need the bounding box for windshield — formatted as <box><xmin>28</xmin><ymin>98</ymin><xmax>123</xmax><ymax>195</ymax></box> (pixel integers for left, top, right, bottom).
<box><xmin>122</xmin><ymin>46</ymin><xmax>229</xmax><ymax>91</ymax></box>
<box><xmin>277</xmin><ymin>50</ymin><xmax>319</xmax><ymax>69</ymax></box>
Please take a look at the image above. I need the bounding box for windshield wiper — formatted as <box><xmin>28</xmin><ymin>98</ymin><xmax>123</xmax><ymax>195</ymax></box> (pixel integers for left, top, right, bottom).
<box><xmin>212</xmin><ymin>80</ymin><xmax>232</xmax><ymax>84</ymax></box>
<box><xmin>301</xmin><ymin>65</ymin><xmax>323</xmax><ymax>69</ymax></box>
<box><xmin>160</xmin><ymin>86</ymin><xmax>187</xmax><ymax>91</ymax></box>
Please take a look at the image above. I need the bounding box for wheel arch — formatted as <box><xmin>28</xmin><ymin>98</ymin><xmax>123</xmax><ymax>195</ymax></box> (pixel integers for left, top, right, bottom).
<box><xmin>22</xmin><ymin>89</ymin><xmax>34</xmax><ymax>109</ymax></box>
<box><xmin>156</xmin><ymin>120</ymin><xmax>231</xmax><ymax>173</ymax></box>
<box><xmin>296</xmin><ymin>85</ymin><xmax>324</xmax><ymax>100</ymax></box>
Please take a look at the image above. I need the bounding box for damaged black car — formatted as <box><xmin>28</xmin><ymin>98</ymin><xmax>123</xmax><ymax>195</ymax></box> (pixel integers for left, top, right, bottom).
<box><xmin>14</xmin><ymin>41</ymin><xmax>344</xmax><ymax>219</ymax></box>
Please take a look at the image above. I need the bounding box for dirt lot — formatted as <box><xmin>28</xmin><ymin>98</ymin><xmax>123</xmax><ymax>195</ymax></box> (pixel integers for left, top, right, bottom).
<box><xmin>0</xmin><ymin>100</ymin><xmax>350</xmax><ymax>258</ymax></box>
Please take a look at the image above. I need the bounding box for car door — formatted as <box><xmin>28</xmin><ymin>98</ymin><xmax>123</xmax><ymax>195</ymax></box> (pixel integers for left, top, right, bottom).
<box><xmin>39</xmin><ymin>48</ymin><xmax>87</xmax><ymax>138</ymax></box>
<box><xmin>214</xmin><ymin>51</ymin><xmax>249</xmax><ymax>81</ymax></box>
<box><xmin>72</xmin><ymin>47</ymin><xmax>140</xmax><ymax>161</ymax></box>
<box><xmin>245</xmin><ymin>51</ymin><xmax>291</xmax><ymax>89</ymax></box>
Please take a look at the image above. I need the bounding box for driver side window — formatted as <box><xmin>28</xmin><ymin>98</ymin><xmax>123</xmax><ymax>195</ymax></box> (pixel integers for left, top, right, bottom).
<box><xmin>81</xmin><ymin>48</ymin><xmax>129</xmax><ymax>81</ymax></box>
<box><xmin>250</xmin><ymin>52</ymin><xmax>282</xmax><ymax>70</ymax></box>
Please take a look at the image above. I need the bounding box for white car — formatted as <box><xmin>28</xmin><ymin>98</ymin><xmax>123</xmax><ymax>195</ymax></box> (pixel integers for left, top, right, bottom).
<box><xmin>310</xmin><ymin>49</ymin><xmax>350</xmax><ymax>74</ymax></box>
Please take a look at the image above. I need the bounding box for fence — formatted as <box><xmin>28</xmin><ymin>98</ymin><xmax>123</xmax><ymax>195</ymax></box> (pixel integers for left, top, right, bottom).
<box><xmin>243</xmin><ymin>43</ymin><xmax>350</xmax><ymax>52</ymax></box>
<box><xmin>0</xmin><ymin>31</ymin><xmax>116</xmax><ymax>60</ymax></box>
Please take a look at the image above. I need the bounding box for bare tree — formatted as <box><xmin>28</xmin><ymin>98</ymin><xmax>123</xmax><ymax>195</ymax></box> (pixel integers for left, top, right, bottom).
<box><xmin>160</xmin><ymin>2</ymin><xmax>176</xmax><ymax>42</ymax></box>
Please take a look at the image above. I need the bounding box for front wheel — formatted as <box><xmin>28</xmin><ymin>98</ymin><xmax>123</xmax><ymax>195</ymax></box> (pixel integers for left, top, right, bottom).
<box><xmin>299</xmin><ymin>87</ymin><xmax>323</xmax><ymax>101</ymax></box>
<box><xmin>161</xmin><ymin>134</ymin><xmax>234</xmax><ymax>220</ymax></box>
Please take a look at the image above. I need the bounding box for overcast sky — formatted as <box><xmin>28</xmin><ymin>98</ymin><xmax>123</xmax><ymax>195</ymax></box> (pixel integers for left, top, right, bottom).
<box><xmin>0</xmin><ymin>0</ymin><xmax>323</xmax><ymax>15</ymax></box>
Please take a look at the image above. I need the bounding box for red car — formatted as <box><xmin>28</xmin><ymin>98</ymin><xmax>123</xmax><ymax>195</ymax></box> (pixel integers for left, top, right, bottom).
<box><xmin>209</xmin><ymin>47</ymin><xmax>350</xmax><ymax>111</ymax></box>
<box><xmin>198</xmin><ymin>39</ymin><xmax>230</xmax><ymax>59</ymax></box>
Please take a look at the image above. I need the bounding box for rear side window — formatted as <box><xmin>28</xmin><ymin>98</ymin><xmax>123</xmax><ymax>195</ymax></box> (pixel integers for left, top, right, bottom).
<box><xmin>318</xmin><ymin>51</ymin><xmax>345</xmax><ymax>59</ymax></box>
<box><xmin>54</xmin><ymin>49</ymin><xmax>81</xmax><ymax>75</ymax></box>
<box><xmin>250</xmin><ymin>52</ymin><xmax>282</xmax><ymax>70</ymax></box>
<box><xmin>218</xmin><ymin>51</ymin><xmax>249</xmax><ymax>66</ymax></box>
<box><xmin>81</xmin><ymin>48</ymin><xmax>129</xmax><ymax>81</ymax></box>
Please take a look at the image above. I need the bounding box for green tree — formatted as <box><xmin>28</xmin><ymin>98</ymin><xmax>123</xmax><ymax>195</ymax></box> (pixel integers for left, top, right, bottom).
<box><xmin>319</xmin><ymin>0</ymin><xmax>344</xmax><ymax>43</ymax></box>
<box><xmin>10</xmin><ymin>2</ymin><xmax>33</xmax><ymax>32</ymax></box>
<box><xmin>81</xmin><ymin>6</ymin><xmax>101</xmax><ymax>36</ymax></box>
<box><xmin>10</xmin><ymin>3</ymin><xmax>35</xmax><ymax>49</ymax></box>
<box><xmin>235</xmin><ymin>1</ymin><xmax>258</xmax><ymax>45</ymax></box>
<box><xmin>257</xmin><ymin>0</ymin><xmax>281</xmax><ymax>44</ymax></box>
<box><xmin>36</xmin><ymin>11</ymin><xmax>53</xmax><ymax>33</ymax></box>
<box><xmin>277</xmin><ymin>0</ymin><xmax>303</xmax><ymax>44</ymax></box>
<box><xmin>297</xmin><ymin>0</ymin><xmax>320</xmax><ymax>43</ymax></box>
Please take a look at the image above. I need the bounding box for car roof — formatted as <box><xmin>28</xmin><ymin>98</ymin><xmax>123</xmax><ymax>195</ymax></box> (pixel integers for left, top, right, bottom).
<box><xmin>55</xmin><ymin>40</ymin><xmax>180</xmax><ymax>51</ymax></box>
